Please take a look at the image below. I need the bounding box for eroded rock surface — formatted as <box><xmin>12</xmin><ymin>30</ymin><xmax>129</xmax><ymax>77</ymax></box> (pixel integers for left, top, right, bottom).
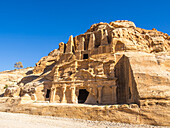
<box><xmin>25</xmin><ymin>20</ymin><xmax>170</xmax><ymax>105</ymax></box>
<box><xmin>0</xmin><ymin>20</ymin><xmax>170</xmax><ymax>126</ymax></box>
<box><xmin>0</xmin><ymin>68</ymin><xmax>33</xmax><ymax>97</ymax></box>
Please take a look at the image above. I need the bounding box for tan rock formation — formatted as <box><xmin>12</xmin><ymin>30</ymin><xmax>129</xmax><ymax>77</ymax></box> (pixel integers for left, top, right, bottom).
<box><xmin>0</xmin><ymin>68</ymin><xmax>33</xmax><ymax>97</ymax></box>
<box><xmin>15</xmin><ymin>20</ymin><xmax>170</xmax><ymax>106</ymax></box>
<box><xmin>0</xmin><ymin>20</ymin><xmax>170</xmax><ymax>126</ymax></box>
<box><xmin>59</xmin><ymin>42</ymin><xmax>65</xmax><ymax>53</ymax></box>
<box><xmin>77</xmin><ymin>36</ymin><xmax>85</xmax><ymax>52</ymax></box>
<box><xmin>4</xmin><ymin>85</ymin><xmax>20</xmax><ymax>97</ymax></box>
<box><xmin>110</xmin><ymin>20</ymin><xmax>136</xmax><ymax>28</ymax></box>
<box><xmin>20</xmin><ymin>94</ymin><xmax>33</xmax><ymax>104</ymax></box>
<box><xmin>88</xmin><ymin>34</ymin><xmax>95</xmax><ymax>50</ymax></box>
<box><xmin>65</xmin><ymin>35</ymin><xmax>74</xmax><ymax>54</ymax></box>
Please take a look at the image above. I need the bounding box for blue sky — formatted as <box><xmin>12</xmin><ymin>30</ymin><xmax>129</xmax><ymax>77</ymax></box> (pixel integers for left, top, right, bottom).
<box><xmin>0</xmin><ymin>0</ymin><xmax>170</xmax><ymax>71</ymax></box>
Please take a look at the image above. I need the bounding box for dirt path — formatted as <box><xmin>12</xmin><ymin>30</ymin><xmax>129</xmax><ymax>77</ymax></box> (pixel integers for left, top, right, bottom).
<box><xmin>0</xmin><ymin>112</ymin><xmax>167</xmax><ymax>128</ymax></box>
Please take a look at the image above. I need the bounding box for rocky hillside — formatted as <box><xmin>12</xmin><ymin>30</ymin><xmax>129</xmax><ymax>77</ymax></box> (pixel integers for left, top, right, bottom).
<box><xmin>0</xmin><ymin>68</ymin><xmax>33</xmax><ymax>97</ymax></box>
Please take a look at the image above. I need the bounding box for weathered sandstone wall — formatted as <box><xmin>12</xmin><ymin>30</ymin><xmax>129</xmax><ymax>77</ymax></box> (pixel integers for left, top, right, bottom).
<box><xmin>114</xmin><ymin>51</ymin><xmax>170</xmax><ymax>105</ymax></box>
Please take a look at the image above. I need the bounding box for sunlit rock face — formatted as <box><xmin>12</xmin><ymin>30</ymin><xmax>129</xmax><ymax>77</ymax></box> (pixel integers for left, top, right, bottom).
<box><xmin>1</xmin><ymin>20</ymin><xmax>170</xmax><ymax>106</ymax></box>
<box><xmin>0</xmin><ymin>20</ymin><xmax>170</xmax><ymax>126</ymax></box>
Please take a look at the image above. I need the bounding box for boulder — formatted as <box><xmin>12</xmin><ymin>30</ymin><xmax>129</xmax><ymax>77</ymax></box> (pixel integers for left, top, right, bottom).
<box><xmin>20</xmin><ymin>94</ymin><xmax>33</xmax><ymax>104</ymax></box>
<box><xmin>110</xmin><ymin>20</ymin><xmax>136</xmax><ymax>28</ymax></box>
<box><xmin>4</xmin><ymin>85</ymin><xmax>20</xmax><ymax>97</ymax></box>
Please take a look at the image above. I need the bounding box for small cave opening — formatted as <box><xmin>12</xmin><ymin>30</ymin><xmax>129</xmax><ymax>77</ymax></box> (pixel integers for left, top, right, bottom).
<box><xmin>46</xmin><ymin>89</ymin><xmax>51</xmax><ymax>98</ymax></box>
<box><xmin>78</xmin><ymin>89</ymin><xmax>89</xmax><ymax>103</ymax></box>
<box><xmin>83</xmin><ymin>54</ymin><xmax>89</xmax><ymax>59</ymax></box>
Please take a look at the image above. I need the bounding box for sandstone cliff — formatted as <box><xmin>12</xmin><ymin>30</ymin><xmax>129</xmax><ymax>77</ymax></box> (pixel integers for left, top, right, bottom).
<box><xmin>30</xmin><ymin>20</ymin><xmax>170</xmax><ymax>105</ymax></box>
<box><xmin>0</xmin><ymin>20</ymin><xmax>170</xmax><ymax>126</ymax></box>
<box><xmin>1</xmin><ymin>20</ymin><xmax>169</xmax><ymax>103</ymax></box>
<box><xmin>2</xmin><ymin>20</ymin><xmax>169</xmax><ymax>104</ymax></box>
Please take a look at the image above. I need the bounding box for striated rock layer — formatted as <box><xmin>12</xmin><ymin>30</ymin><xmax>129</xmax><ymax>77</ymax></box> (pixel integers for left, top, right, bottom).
<box><xmin>1</xmin><ymin>20</ymin><xmax>170</xmax><ymax>126</ymax></box>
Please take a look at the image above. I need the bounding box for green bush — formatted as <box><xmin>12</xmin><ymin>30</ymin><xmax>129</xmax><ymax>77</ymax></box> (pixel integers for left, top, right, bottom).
<box><xmin>4</xmin><ymin>85</ymin><xmax>8</xmax><ymax>89</ymax></box>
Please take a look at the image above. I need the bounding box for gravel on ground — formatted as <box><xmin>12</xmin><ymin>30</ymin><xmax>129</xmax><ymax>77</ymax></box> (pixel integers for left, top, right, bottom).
<box><xmin>0</xmin><ymin>112</ymin><xmax>168</xmax><ymax>128</ymax></box>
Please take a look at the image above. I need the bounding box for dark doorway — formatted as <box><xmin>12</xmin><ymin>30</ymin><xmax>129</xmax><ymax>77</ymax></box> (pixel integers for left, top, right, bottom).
<box><xmin>46</xmin><ymin>89</ymin><xmax>51</xmax><ymax>98</ymax></box>
<box><xmin>83</xmin><ymin>54</ymin><xmax>88</xmax><ymax>59</ymax></box>
<box><xmin>78</xmin><ymin>89</ymin><xmax>89</xmax><ymax>103</ymax></box>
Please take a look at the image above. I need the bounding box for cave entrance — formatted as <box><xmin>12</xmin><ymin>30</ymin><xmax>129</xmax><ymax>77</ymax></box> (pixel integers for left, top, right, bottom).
<box><xmin>46</xmin><ymin>89</ymin><xmax>51</xmax><ymax>98</ymax></box>
<box><xmin>78</xmin><ymin>89</ymin><xmax>89</xmax><ymax>103</ymax></box>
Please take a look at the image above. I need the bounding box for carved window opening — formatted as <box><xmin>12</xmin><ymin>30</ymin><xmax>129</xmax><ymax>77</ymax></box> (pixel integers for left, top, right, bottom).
<box><xmin>78</xmin><ymin>89</ymin><xmax>89</xmax><ymax>103</ymax></box>
<box><xmin>46</xmin><ymin>89</ymin><xmax>51</xmax><ymax>98</ymax></box>
<box><xmin>83</xmin><ymin>54</ymin><xmax>89</xmax><ymax>59</ymax></box>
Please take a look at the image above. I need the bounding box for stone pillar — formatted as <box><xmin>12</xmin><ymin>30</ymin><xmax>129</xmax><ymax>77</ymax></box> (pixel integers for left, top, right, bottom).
<box><xmin>88</xmin><ymin>33</ymin><xmax>95</xmax><ymax>50</ymax></box>
<box><xmin>50</xmin><ymin>87</ymin><xmax>56</xmax><ymax>103</ymax></box>
<box><xmin>61</xmin><ymin>85</ymin><xmax>67</xmax><ymax>103</ymax></box>
<box><xmin>101</xmin><ymin>30</ymin><xmax>108</xmax><ymax>45</ymax></box>
<box><xmin>70</xmin><ymin>86</ymin><xmax>76</xmax><ymax>103</ymax></box>
<box><xmin>109</xmin><ymin>63</ymin><xmax>115</xmax><ymax>78</ymax></box>
<box><xmin>111</xmin><ymin>85</ymin><xmax>117</xmax><ymax>104</ymax></box>
<box><xmin>110</xmin><ymin>37</ymin><xmax>118</xmax><ymax>53</ymax></box>
<box><xmin>75</xmin><ymin>87</ymin><xmax>79</xmax><ymax>103</ymax></box>
<box><xmin>77</xmin><ymin>36</ymin><xmax>85</xmax><ymax>51</ymax></box>
<box><xmin>65</xmin><ymin>35</ymin><xmax>74</xmax><ymax>53</ymax></box>
<box><xmin>54</xmin><ymin>66</ymin><xmax>59</xmax><ymax>82</ymax></box>
<box><xmin>97</xmin><ymin>85</ymin><xmax>103</xmax><ymax>104</ymax></box>
<box><xmin>75</xmin><ymin>61</ymin><xmax>78</xmax><ymax>71</ymax></box>
<box><xmin>74</xmin><ymin>36</ymin><xmax>79</xmax><ymax>52</ymax></box>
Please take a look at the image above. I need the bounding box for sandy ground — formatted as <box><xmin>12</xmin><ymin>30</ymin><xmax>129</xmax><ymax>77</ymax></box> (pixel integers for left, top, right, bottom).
<box><xmin>0</xmin><ymin>112</ymin><xmax>168</xmax><ymax>128</ymax></box>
